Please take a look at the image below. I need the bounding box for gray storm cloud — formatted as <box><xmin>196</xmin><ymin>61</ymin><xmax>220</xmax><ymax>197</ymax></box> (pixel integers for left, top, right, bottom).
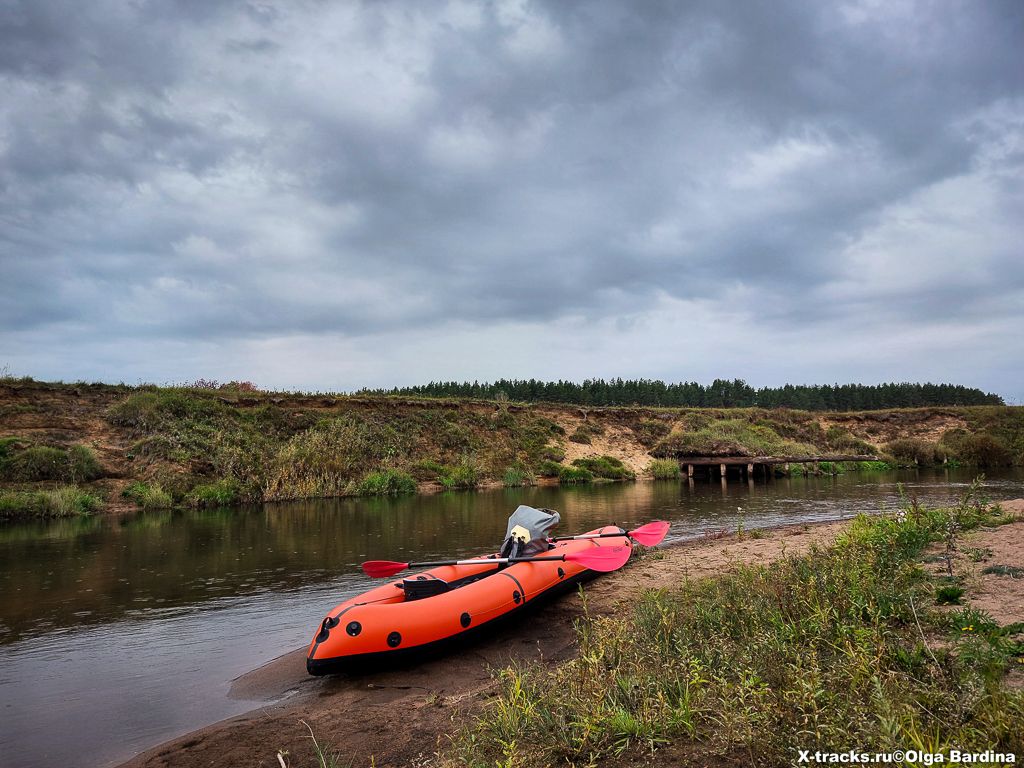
<box><xmin>1</xmin><ymin>0</ymin><xmax>1022</xmax><ymax>397</ymax></box>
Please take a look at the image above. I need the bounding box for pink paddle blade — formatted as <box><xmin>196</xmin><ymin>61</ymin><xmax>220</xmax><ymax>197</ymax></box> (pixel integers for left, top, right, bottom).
<box><xmin>629</xmin><ymin>521</ymin><xmax>671</xmax><ymax>547</ymax></box>
<box><xmin>362</xmin><ymin>560</ymin><xmax>410</xmax><ymax>578</ymax></box>
<box><xmin>565</xmin><ymin>545</ymin><xmax>632</xmax><ymax>573</ymax></box>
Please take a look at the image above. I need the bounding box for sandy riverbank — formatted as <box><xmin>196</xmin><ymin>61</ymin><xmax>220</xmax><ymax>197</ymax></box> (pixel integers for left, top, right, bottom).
<box><xmin>118</xmin><ymin>502</ymin><xmax>1024</xmax><ymax>768</ymax></box>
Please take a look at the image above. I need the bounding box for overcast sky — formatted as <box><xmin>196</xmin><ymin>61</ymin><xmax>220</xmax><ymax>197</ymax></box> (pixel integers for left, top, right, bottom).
<box><xmin>1</xmin><ymin>1</ymin><xmax>1022</xmax><ymax>400</ymax></box>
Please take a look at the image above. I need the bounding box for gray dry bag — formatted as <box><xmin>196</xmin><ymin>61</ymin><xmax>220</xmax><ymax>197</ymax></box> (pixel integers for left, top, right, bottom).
<box><xmin>500</xmin><ymin>505</ymin><xmax>560</xmax><ymax>558</ymax></box>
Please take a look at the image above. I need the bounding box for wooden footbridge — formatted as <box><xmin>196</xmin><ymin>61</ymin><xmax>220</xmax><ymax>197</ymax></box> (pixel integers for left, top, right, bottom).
<box><xmin>677</xmin><ymin>454</ymin><xmax>880</xmax><ymax>482</ymax></box>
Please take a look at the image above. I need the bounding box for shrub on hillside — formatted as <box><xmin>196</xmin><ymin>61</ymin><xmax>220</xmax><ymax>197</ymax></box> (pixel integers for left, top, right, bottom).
<box><xmin>629</xmin><ymin>419</ymin><xmax>672</xmax><ymax>448</ymax></box>
<box><xmin>571</xmin><ymin>456</ymin><xmax>635</xmax><ymax>480</ymax></box>
<box><xmin>557</xmin><ymin>465</ymin><xmax>594</xmax><ymax>484</ymax></box>
<box><xmin>537</xmin><ymin>460</ymin><xmax>563</xmax><ymax>478</ymax></box>
<box><xmin>541</xmin><ymin>444</ymin><xmax>566</xmax><ymax>462</ymax></box>
<box><xmin>885</xmin><ymin>438</ymin><xmax>944</xmax><ymax>466</ymax></box>
<box><xmin>961</xmin><ymin>435</ymin><xmax>1013</xmax><ymax>466</ymax></box>
<box><xmin>0</xmin><ymin>443</ymin><xmax>102</xmax><ymax>483</ymax></box>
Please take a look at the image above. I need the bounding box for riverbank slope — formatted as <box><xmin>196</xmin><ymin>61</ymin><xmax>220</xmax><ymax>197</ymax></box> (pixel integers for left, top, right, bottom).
<box><xmin>1</xmin><ymin>378</ymin><xmax>1021</xmax><ymax>517</ymax></box>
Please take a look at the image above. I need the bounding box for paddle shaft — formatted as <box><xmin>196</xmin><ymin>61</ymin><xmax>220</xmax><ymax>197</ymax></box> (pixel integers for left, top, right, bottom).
<box><xmin>403</xmin><ymin>553</ymin><xmax>584</xmax><ymax>569</ymax></box>
<box><xmin>550</xmin><ymin>531</ymin><xmax>627</xmax><ymax>542</ymax></box>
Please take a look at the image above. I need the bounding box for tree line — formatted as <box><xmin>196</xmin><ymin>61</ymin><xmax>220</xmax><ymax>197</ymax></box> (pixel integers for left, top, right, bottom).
<box><xmin>362</xmin><ymin>379</ymin><xmax>1004</xmax><ymax>410</ymax></box>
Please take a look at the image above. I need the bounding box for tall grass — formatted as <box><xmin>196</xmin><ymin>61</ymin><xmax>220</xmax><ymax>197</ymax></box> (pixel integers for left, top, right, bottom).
<box><xmin>571</xmin><ymin>455</ymin><xmax>635</xmax><ymax>480</ymax></box>
<box><xmin>355</xmin><ymin>469</ymin><xmax>417</xmax><ymax>495</ymax></box>
<box><xmin>557</xmin><ymin>465</ymin><xmax>593</xmax><ymax>484</ymax></box>
<box><xmin>647</xmin><ymin>458</ymin><xmax>681</xmax><ymax>479</ymax></box>
<box><xmin>122</xmin><ymin>481</ymin><xmax>173</xmax><ymax>509</ymax></box>
<box><xmin>0</xmin><ymin>486</ymin><xmax>101</xmax><ymax>519</ymax></box>
<box><xmin>446</xmin><ymin>495</ymin><xmax>1023</xmax><ymax>767</ymax></box>
<box><xmin>185</xmin><ymin>478</ymin><xmax>242</xmax><ymax>507</ymax></box>
<box><xmin>502</xmin><ymin>467</ymin><xmax>533</xmax><ymax>487</ymax></box>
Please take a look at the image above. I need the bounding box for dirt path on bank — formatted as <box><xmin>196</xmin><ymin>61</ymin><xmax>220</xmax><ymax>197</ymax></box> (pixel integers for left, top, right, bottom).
<box><xmin>117</xmin><ymin>518</ymin><xmax>854</xmax><ymax>768</ymax></box>
<box><xmin>118</xmin><ymin>503</ymin><xmax>1024</xmax><ymax>768</ymax></box>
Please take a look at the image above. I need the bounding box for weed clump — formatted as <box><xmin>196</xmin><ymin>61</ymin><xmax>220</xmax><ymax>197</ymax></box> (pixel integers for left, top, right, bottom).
<box><xmin>0</xmin><ymin>486</ymin><xmax>101</xmax><ymax>518</ymax></box>
<box><xmin>570</xmin><ymin>455</ymin><xmax>635</xmax><ymax>480</ymax></box>
<box><xmin>540</xmin><ymin>444</ymin><xmax>566</xmax><ymax>462</ymax></box>
<box><xmin>935</xmin><ymin>584</ymin><xmax>965</xmax><ymax>604</ymax></box>
<box><xmin>536</xmin><ymin>460</ymin><xmax>563</xmax><ymax>478</ymax></box>
<box><xmin>569</xmin><ymin>422</ymin><xmax>603</xmax><ymax>445</ymax></box>
<box><xmin>885</xmin><ymin>438</ymin><xmax>946</xmax><ymax>466</ymax></box>
<box><xmin>502</xmin><ymin>467</ymin><xmax>533</xmax><ymax>487</ymax></box>
<box><xmin>186</xmin><ymin>478</ymin><xmax>241</xmax><ymax>507</ymax></box>
<box><xmin>440</xmin><ymin>460</ymin><xmax>479</xmax><ymax>490</ymax></box>
<box><xmin>630</xmin><ymin>419</ymin><xmax>673</xmax><ymax>448</ymax></box>
<box><xmin>557</xmin><ymin>465</ymin><xmax>593</xmax><ymax>484</ymax></box>
<box><xmin>355</xmin><ymin>469</ymin><xmax>417</xmax><ymax>495</ymax></box>
<box><xmin>122</xmin><ymin>482</ymin><xmax>173</xmax><ymax>509</ymax></box>
<box><xmin>647</xmin><ymin>458</ymin><xmax>681</xmax><ymax>479</ymax></box>
<box><xmin>0</xmin><ymin>443</ymin><xmax>102</xmax><ymax>483</ymax></box>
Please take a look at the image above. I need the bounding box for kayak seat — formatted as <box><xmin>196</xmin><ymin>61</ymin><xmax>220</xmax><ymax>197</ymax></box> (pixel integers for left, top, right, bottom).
<box><xmin>401</xmin><ymin>575</ymin><xmax>450</xmax><ymax>601</ymax></box>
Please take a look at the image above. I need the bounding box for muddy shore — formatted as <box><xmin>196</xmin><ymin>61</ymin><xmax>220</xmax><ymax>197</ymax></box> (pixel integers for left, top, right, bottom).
<box><xmin>118</xmin><ymin>503</ymin><xmax>1024</xmax><ymax>768</ymax></box>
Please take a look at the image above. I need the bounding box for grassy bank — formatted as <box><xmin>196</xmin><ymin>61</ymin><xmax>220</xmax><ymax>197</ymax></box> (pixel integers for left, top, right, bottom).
<box><xmin>445</xmin><ymin>494</ymin><xmax>1024</xmax><ymax>767</ymax></box>
<box><xmin>1</xmin><ymin>379</ymin><xmax>1022</xmax><ymax>515</ymax></box>
<box><xmin>0</xmin><ymin>486</ymin><xmax>101</xmax><ymax>519</ymax></box>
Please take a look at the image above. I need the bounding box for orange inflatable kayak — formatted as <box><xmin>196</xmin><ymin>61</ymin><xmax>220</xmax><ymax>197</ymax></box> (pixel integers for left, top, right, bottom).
<box><xmin>306</xmin><ymin>525</ymin><xmax>631</xmax><ymax>675</ymax></box>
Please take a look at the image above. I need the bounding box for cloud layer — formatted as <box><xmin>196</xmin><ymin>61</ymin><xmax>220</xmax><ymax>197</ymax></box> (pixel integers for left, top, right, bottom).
<box><xmin>1</xmin><ymin>1</ymin><xmax>1022</xmax><ymax>398</ymax></box>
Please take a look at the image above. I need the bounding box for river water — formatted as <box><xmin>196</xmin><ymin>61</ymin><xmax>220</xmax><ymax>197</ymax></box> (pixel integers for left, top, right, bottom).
<box><xmin>1</xmin><ymin>468</ymin><xmax>1022</xmax><ymax>768</ymax></box>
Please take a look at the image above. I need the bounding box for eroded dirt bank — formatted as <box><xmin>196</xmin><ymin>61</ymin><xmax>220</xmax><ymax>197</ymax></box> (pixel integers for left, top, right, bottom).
<box><xmin>3</xmin><ymin>379</ymin><xmax>1020</xmax><ymax>517</ymax></box>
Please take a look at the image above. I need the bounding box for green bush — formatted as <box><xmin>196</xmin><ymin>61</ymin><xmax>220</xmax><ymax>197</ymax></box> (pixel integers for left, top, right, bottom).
<box><xmin>122</xmin><ymin>481</ymin><xmax>173</xmax><ymax>509</ymax></box>
<box><xmin>0</xmin><ymin>486</ymin><xmax>101</xmax><ymax>518</ymax></box>
<box><xmin>0</xmin><ymin>436</ymin><xmax>21</xmax><ymax>463</ymax></box>
<box><xmin>440</xmin><ymin>460</ymin><xmax>479</xmax><ymax>490</ymax></box>
<box><xmin>630</xmin><ymin>419</ymin><xmax>673</xmax><ymax>448</ymax></box>
<box><xmin>541</xmin><ymin>444</ymin><xmax>566</xmax><ymax>462</ymax></box>
<box><xmin>186</xmin><ymin>478</ymin><xmax>242</xmax><ymax>507</ymax></box>
<box><xmin>936</xmin><ymin>584</ymin><xmax>965</xmax><ymax>605</ymax></box>
<box><xmin>4</xmin><ymin>445</ymin><xmax>67</xmax><ymax>481</ymax></box>
<box><xmin>824</xmin><ymin>426</ymin><xmax>877</xmax><ymax>454</ymax></box>
<box><xmin>537</xmin><ymin>460</ymin><xmax>563</xmax><ymax>478</ymax></box>
<box><xmin>648</xmin><ymin>458</ymin><xmax>681</xmax><ymax>479</ymax></box>
<box><xmin>356</xmin><ymin>469</ymin><xmax>417</xmax><ymax>495</ymax></box>
<box><xmin>0</xmin><ymin>443</ymin><xmax>102</xmax><ymax>482</ymax></box>
<box><xmin>568</xmin><ymin>429</ymin><xmax>592</xmax><ymax>445</ymax></box>
<box><xmin>885</xmin><ymin>438</ymin><xmax>944</xmax><ymax>466</ymax></box>
<box><xmin>942</xmin><ymin>432</ymin><xmax>1014</xmax><ymax>467</ymax></box>
<box><xmin>502</xmin><ymin>467</ymin><xmax>533</xmax><ymax>487</ymax></box>
<box><xmin>571</xmin><ymin>455</ymin><xmax>635</xmax><ymax>480</ymax></box>
<box><xmin>557</xmin><ymin>465</ymin><xmax>594</xmax><ymax>484</ymax></box>
<box><xmin>68</xmin><ymin>445</ymin><xmax>102</xmax><ymax>482</ymax></box>
<box><xmin>106</xmin><ymin>391</ymin><xmax>163</xmax><ymax>429</ymax></box>
<box><xmin>569</xmin><ymin>422</ymin><xmax>604</xmax><ymax>445</ymax></box>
